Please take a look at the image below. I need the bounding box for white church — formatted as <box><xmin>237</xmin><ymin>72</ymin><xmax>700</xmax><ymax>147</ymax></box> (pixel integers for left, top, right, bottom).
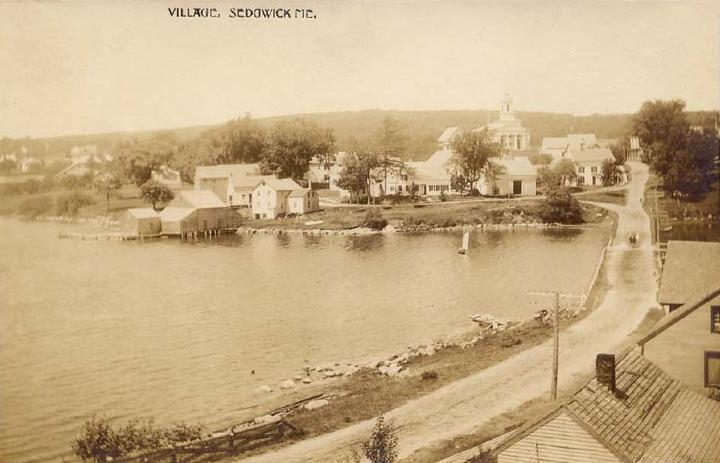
<box><xmin>473</xmin><ymin>94</ymin><xmax>531</xmax><ymax>152</ymax></box>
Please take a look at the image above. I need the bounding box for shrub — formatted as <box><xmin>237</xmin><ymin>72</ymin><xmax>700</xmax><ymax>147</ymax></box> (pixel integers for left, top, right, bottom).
<box><xmin>362</xmin><ymin>416</ymin><xmax>399</xmax><ymax>463</ymax></box>
<box><xmin>55</xmin><ymin>191</ymin><xmax>95</xmax><ymax>216</ymax></box>
<box><xmin>363</xmin><ymin>208</ymin><xmax>388</xmax><ymax>231</ymax></box>
<box><xmin>500</xmin><ymin>335</ymin><xmax>522</xmax><ymax>348</ymax></box>
<box><xmin>72</xmin><ymin>416</ymin><xmax>205</xmax><ymax>462</ymax></box>
<box><xmin>18</xmin><ymin>195</ymin><xmax>54</xmax><ymax>217</ymax></box>
<box><xmin>72</xmin><ymin>415</ymin><xmax>123</xmax><ymax>463</ymax></box>
<box><xmin>539</xmin><ymin>187</ymin><xmax>584</xmax><ymax>224</ymax></box>
<box><xmin>421</xmin><ymin>371</ymin><xmax>438</xmax><ymax>381</ymax></box>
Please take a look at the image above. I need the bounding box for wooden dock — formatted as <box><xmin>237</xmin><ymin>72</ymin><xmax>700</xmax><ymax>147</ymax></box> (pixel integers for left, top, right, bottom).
<box><xmin>58</xmin><ymin>232</ymin><xmax>162</xmax><ymax>241</ymax></box>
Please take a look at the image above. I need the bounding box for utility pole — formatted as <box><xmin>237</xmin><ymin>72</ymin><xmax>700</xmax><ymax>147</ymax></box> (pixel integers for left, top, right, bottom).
<box><xmin>528</xmin><ymin>290</ymin><xmax>585</xmax><ymax>402</ymax></box>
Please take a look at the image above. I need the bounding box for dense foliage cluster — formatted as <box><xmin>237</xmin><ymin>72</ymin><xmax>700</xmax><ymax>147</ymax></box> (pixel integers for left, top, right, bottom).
<box><xmin>633</xmin><ymin>100</ymin><xmax>719</xmax><ymax>200</ymax></box>
<box><xmin>539</xmin><ymin>187</ymin><xmax>584</xmax><ymax>224</ymax></box>
<box><xmin>362</xmin><ymin>415</ymin><xmax>399</xmax><ymax>463</ymax></box>
<box><xmin>363</xmin><ymin>208</ymin><xmax>388</xmax><ymax>231</ymax></box>
<box><xmin>72</xmin><ymin>415</ymin><xmax>204</xmax><ymax>463</ymax></box>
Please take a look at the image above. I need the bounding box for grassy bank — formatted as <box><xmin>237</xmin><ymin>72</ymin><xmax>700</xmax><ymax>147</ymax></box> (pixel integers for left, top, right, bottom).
<box><xmin>643</xmin><ymin>174</ymin><xmax>719</xmax><ymax>243</ymax></box>
<box><xmin>244</xmin><ymin>199</ymin><xmax>609</xmax><ymax>232</ymax></box>
<box><xmin>0</xmin><ymin>187</ymin><xmax>146</xmax><ymax>220</ymax></box>
<box><xmin>577</xmin><ymin>188</ymin><xmax>628</xmax><ymax>206</ymax></box>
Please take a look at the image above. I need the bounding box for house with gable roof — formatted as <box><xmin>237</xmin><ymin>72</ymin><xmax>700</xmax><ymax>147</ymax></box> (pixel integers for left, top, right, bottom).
<box><xmin>193</xmin><ymin>164</ymin><xmax>274</xmax><ymax>208</ymax></box>
<box><xmin>565</xmin><ymin>147</ymin><xmax>616</xmax><ymax>186</ymax></box>
<box><xmin>638</xmin><ymin>241</ymin><xmax>720</xmax><ymax>394</ymax></box>
<box><xmin>251</xmin><ymin>177</ymin><xmax>306</xmax><ymax>219</ymax></box>
<box><xmin>493</xmin><ymin>350</ymin><xmax>720</xmax><ymax>463</ymax></box>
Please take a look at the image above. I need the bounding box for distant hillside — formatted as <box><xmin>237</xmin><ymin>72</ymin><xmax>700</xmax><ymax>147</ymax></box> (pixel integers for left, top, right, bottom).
<box><xmin>255</xmin><ymin>109</ymin><xmax>633</xmax><ymax>160</ymax></box>
<box><xmin>3</xmin><ymin>108</ymin><xmax>717</xmax><ymax>161</ymax></box>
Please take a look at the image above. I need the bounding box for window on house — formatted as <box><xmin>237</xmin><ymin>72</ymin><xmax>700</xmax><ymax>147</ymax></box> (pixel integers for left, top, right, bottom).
<box><xmin>577</xmin><ymin>176</ymin><xmax>585</xmax><ymax>186</ymax></box>
<box><xmin>578</xmin><ymin>166</ymin><xmax>585</xmax><ymax>173</ymax></box>
<box><xmin>705</xmin><ymin>351</ymin><xmax>720</xmax><ymax>387</ymax></box>
<box><xmin>591</xmin><ymin>166</ymin><xmax>598</xmax><ymax>173</ymax></box>
<box><xmin>712</xmin><ymin>306</ymin><xmax>720</xmax><ymax>333</ymax></box>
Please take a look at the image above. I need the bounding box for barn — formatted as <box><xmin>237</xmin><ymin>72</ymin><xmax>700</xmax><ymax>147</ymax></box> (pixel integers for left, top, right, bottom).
<box><xmin>287</xmin><ymin>188</ymin><xmax>320</xmax><ymax>215</ymax></box>
<box><xmin>160</xmin><ymin>190</ymin><xmax>242</xmax><ymax>236</ymax></box>
<box><xmin>120</xmin><ymin>208</ymin><xmax>161</xmax><ymax>237</ymax></box>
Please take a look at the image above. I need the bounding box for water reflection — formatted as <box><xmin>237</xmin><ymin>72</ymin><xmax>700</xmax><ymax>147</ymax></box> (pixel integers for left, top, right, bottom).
<box><xmin>541</xmin><ymin>227</ymin><xmax>583</xmax><ymax>240</ymax></box>
<box><xmin>303</xmin><ymin>235</ymin><xmax>323</xmax><ymax>249</ymax></box>
<box><xmin>344</xmin><ymin>234</ymin><xmax>386</xmax><ymax>252</ymax></box>
<box><xmin>275</xmin><ymin>233</ymin><xmax>292</xmax><ymax>247</ymax></box>
<box><xmin>660</xmin><ymin>222</ymin><xmax>720</xmax><ymax>242</ymax></box>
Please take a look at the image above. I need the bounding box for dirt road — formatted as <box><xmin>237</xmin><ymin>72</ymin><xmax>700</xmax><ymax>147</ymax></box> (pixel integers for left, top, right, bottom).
<box><xmin>237</xmin><ymin>162</ymin><xmax>659</xmax><ymax>462</ymax></box>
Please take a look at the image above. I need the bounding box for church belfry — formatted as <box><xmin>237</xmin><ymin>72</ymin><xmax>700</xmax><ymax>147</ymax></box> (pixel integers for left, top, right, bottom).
<box><xmin>499</xmin><ymin>94</ymin><xmax>515</xmax><ymax>121</ymax></box>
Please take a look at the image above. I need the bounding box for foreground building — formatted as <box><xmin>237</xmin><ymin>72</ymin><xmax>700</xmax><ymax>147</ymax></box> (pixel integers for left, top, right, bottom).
<box><xmin>494</xmin><ymin>350</ymin><xmax>720</xmax><ymax>463</ymax></box>
<box><xmin>639</xmin><ymin>241</ymin><xmax>720</xmax><ymax>394</ymax></box>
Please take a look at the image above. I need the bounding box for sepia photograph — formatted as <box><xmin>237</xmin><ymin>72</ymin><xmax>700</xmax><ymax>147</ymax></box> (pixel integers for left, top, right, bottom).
<box><xmin>1</xmin><ymin>1</ymin><xmax>719</xmax><ymax>462</ymax></box>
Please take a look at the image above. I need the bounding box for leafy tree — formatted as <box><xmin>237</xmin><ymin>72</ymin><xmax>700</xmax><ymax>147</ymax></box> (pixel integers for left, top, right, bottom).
<box><xmin>94</xmin><ymin>172</ymin><xmax>122</xmax><ymax>212</ymax></box>
<box><xmin>601</xmin><ymin>159</ymin><xmax>617</xmax><ymax>187</ymax></box>
<box><xmin>211</xmin><ymin>116</ymin><xmax>267</xmax><ymax>164</ymax></box>
<box><xmin>362</xmin><ymin>416</ymin><xmax>399</xmax><ymax>463</ymax></box>
<box><xmin>374</xmin><ymin>115</ymin><xmax>406</xmax><ymax>196</ymax></box>
<box><xmin>450</xmin><ymin>130</ymin><xmax>499</xmax><ymax>190</ymax></box>
<box><xmin>336</xmin><ymin>150</ymin><xmax>381</xmax><ymax>204</ymax></box>
<box><xmin>173</xmin><ymin>137</ymin><xmax>223</xmax><ymax>183</ymax></box>
<box><xmin>528</xmin><ymin>152</ymin><xmax>553</xmax><ymax>166</ymax></box>
<box><xmin>664</xmin><ymin>130</ymin><xmax>718</xmax><ymax>200</ymax></box>
<box><xmin>140</xmin><ymin>180</ymin><xmax>174</xmax><ymax>210</ymax></box>
<box><xmin>484</xmin><ymin>160</ymin><xmax>506</xmax><ymax>195</ymax></box>
<box><xmin>539</xmin><ymin>187</ymin><xmax>584</xmax><ymax>224</ymax></box>
<box><xmin>114</xmin><ymin>137</ymin><xmax>176</xmax><ymax>186</ymax></box>
<box><xmin>554</xmin><ymin>159</ymin><xmax>577</xmax><ymax>186</ymax></box>
<box><xmin>450</xmin><ymin>173</ymin><xmax>469</xmax><ymax>195</ymax></box>
<box><xmin>261</xmin><ymin>119</ymin><xmax>335</xmax><ymax>181</ymax></box>
<box><xmin>632</xmin><ymin>99</ymin><xmax>690</xmax><ymax>177</ymax></box>
<box><xmin>537</xmin><ymin>165</ymin><xmax>560</xmax><ymax>191</ymax></box>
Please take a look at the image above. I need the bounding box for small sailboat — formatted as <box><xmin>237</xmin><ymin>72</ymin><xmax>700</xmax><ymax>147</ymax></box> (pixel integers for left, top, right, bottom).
<box><xmin>458</xmin><ymin>230</ymin><xmax>470</xmax><ymax>254</ymax></box>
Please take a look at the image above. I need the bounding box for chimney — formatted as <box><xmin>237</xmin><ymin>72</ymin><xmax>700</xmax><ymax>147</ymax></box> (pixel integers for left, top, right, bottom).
<box><xmin>596</xmin><ymin>353</ymin><xmax>616</xmax><ymax>393</ymax></box>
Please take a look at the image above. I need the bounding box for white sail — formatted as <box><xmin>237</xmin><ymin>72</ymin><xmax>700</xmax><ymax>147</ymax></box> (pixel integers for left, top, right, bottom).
<box><xmin>462</xmin><ymin>230</ymin><xmax>470</xmax><ymax>251</ymax></box>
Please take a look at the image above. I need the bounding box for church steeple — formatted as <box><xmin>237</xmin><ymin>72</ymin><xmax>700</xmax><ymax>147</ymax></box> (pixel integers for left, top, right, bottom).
<box><xmin>500</xmin><ymin>94</ymin><xmax>515</xmax><ymax>121</ymax></box>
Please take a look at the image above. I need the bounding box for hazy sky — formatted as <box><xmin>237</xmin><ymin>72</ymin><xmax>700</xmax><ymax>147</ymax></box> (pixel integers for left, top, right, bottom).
<box><xmin>1</xmin><ymin>0</ymin><xmax>718</xmax><ymax>138</ymax></box>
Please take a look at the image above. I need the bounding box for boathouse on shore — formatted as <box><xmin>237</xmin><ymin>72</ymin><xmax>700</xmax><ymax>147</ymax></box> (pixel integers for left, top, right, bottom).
<box><xmin>159</xmin><ymin>190</ymin><xmax>242</xmax><ymax>235</ymax></box>
<box><xmin>120</xmin><ymin>208</ymin><xmax>161</xmax><ymax>236</ymax></box>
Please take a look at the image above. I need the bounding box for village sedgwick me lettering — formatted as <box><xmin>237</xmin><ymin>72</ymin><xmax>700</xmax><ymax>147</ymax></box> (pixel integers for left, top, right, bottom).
<box><xmin>167</xmin><ymin>7</ymin><xmax>317</xmax><ymax>19</ymax></box>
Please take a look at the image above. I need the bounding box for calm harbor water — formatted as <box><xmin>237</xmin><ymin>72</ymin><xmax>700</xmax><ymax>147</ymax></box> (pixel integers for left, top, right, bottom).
<box><xmin>0</xmin><ymin>218</ymin><xmax>610</xmax><ymax>462</ymax></box>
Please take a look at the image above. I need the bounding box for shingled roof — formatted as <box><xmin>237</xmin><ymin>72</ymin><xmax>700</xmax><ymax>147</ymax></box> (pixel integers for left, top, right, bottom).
<box><xmin>494</xmin><ymin>350</ymin><xmax>720</xmax><ymax>463</ymax></box>
<box><xmin>658</xmin><ymin>240</ymin><xmax>720</xmax><ymax>306</ymax></box>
